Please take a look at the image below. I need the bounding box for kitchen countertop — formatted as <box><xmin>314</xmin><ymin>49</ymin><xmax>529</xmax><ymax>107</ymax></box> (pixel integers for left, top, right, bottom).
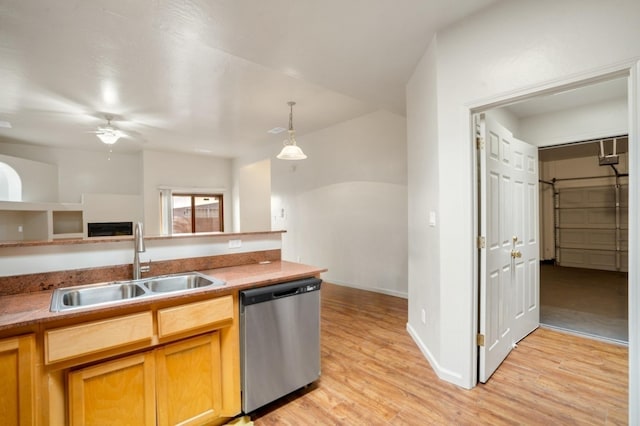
<box><xmin>0</xmin><ymin>260</ymin><xmax>326</xmax><ymax>332</ymax></box>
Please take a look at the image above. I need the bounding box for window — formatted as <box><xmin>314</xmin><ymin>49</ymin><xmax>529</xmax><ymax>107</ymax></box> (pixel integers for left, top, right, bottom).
<box><xmin>171</xmin><ymin>194</ymin><xmax>223</xmax><ymax>233</ymax></box>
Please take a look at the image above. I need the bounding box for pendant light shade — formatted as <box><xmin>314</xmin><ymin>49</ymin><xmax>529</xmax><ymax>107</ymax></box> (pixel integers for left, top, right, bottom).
<box><xmin>277</xmin><ymin>143</ymin><xmax>307</xmax><ymax>160</ymax></box>
<box><xmin>277</xmin><ymin>101</ymin><xmax>307</xmax><ymax>160</ymax></box>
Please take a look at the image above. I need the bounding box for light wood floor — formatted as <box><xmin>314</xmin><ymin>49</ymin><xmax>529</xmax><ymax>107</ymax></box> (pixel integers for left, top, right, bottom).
<box><xmin>250</xmin><ymin>283</ymin><xmax>628</xmax><ymax>425</ymax></box>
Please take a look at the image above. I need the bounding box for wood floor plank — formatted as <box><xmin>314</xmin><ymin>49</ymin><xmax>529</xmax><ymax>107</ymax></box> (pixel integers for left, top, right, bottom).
<box><xmin>250</xmin><ymin>283</ymin><xmax>628</xmax><ymax>425</ymax></box>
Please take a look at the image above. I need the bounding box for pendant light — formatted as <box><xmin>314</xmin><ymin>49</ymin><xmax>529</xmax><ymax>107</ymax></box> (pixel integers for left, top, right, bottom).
<box><xmin>277</xmin><ymin>101</ymin><xmax>307</xmax><ymax>160</ymax></box>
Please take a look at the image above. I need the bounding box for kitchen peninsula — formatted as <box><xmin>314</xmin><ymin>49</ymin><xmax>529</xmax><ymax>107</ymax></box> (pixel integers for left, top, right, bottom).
<box><xmin>0</xmin><ymin>230</ymin><xmax>326</xmax><ymax>425</ymax></box>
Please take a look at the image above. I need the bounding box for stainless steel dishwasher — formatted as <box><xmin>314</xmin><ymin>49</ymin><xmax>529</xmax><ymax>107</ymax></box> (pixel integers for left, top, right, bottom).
<box><xmin>240</xmin><ymin>277</ymin><xmax>322</xmax><ymax>413</ymax></box>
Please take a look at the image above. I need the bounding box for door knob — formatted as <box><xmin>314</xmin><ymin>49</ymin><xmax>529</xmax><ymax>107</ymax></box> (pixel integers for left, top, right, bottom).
<box><xmin>510</xmin><ymin>236</ymin><xmax>521</xmax><ymax>258</ymax></box>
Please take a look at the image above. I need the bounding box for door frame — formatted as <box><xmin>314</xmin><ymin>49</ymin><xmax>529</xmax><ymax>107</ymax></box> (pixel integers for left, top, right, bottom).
<box><xmin>468</xmin><ymin>60</ymin><xmax>639</xmax><ymax>424</ymax></box>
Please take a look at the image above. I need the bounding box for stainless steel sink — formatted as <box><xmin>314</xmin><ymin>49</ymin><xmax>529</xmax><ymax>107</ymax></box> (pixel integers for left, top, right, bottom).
<box><xmin>143</xmin><ymin>273</ymin><xmax>221</xmax><ymax>293</ymax></box>
<box><xmin>62</xmin><ymin>282</ymin><xmax>147</xmax><ymax>307</ymax></box>
<box><xmin>50</xmin><ymin>272</ymin><xmax>225</xmax><ymax>312</ymax></box>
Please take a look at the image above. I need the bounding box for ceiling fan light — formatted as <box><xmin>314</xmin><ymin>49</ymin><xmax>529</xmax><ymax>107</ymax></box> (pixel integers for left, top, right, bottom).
<box><xmin>96</xmin><ymin>131</ymin><xmax>120</xmax><ymax>145</ymax></box>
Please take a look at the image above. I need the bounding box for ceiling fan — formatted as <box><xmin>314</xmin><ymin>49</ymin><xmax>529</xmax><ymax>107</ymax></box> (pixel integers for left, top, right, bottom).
<box><xmin>91</xmin><ymin>116</ymin><xmax>126</xmax><ymax>145</ymax></box>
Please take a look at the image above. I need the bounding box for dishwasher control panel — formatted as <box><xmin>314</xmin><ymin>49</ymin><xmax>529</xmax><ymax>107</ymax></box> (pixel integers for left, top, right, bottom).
<box><xmin>240</xmin><ymin>277</ymin><xmax>322</xmax><ymax>306</ymax></box>
<box><xmin>300</xmin><ymin>283</ymin><xmax>320</xmax><ymax>293</ymax></box>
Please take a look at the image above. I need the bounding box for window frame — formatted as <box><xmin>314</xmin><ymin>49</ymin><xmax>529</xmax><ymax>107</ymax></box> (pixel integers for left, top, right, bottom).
<box><xmin>171</xmin><ymin>193</ymin><xmax>224</xmax><ymax>234</ymax></box>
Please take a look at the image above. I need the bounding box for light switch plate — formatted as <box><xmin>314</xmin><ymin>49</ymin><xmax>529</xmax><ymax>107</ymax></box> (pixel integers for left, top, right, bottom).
<box><xmin>429</xmin><ymin>211</ymin><xmax>436</xmax><ymax>227</ymax></box>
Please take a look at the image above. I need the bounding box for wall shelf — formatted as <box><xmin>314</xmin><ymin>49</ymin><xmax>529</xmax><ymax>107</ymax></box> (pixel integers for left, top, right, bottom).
<box><xmin>0</xmin><ymin>201</ymin><xmax>84</xmax><ymax>242</ymax></box>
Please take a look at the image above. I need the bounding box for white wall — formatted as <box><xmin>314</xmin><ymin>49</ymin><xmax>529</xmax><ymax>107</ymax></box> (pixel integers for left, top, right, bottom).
<box><xmin>406</xmin><ymin>39</ymin><xmax>443</xmax><ymax>369</ymax></box>
<box><xmin>0</xmin><ymin>153</ymin><xmax>58</xmax><ymax>202</ymax></box>
<box><xmin>270</xmin><ymin>110</ymin><xmax>408</xmax><ymax>296</ymax></box>
<box><xmin>0</xmin><ymin>143</ymin><xmax>234</xmax><ymax>237</ymax></box>
<box><xmin>82</xmin><ymin>193</ymin><xmax>143</xmax><ymax>224</ymax></box>
<box><xmin>0</xmin><ymin>141</ymin><xmax>139</xmax><ymax>203</ymax></box>
<box><xmin>519</xmin><ymin>97</ymin><xmax>628</xmax><ymax>146</ymax></box>
<box><xmin>142</xmin><ymin>150</ymin><xmax>232</xmax><ymax>235</ymax></box>
<box><xmin>0</xmin><ymin>232</ymin><xmax>282</xmax><ymax>277</ymax></box>
<box><xmin>407</xmin><ymin>0</ymin><xmax>640</xmax><ymax>394</ymax></box>
<box><xmin>493</xmin><ymin>93</ymin><xmax>627</xmax><ymax>148</ymax></box>
<box><xmin>233</xmin><ymin>109</ymin><xmax>408</xmax><ymax>296</ymax></box>
<box><xmin>237</xmin><ymin>159</ymin><xmax>271</xmax><ymax>232</ymax></box>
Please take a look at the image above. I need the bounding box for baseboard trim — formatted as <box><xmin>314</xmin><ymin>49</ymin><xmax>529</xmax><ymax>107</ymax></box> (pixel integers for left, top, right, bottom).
<box><xmin>326</xmin><ymin>279</ymin><xmax>408</xmax><ymax>299</ymax></box>
<box><xmin>406</xmin><ymin>322</ymin><xmax>468</xmax><ymax>388</ymax></box>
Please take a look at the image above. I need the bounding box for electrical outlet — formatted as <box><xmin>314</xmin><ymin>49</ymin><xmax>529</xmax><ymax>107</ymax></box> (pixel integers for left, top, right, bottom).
<box><xmin>421</xmin><ymin>308</ymin><xmax>426</xmax><ymax>324</ymax></box>
<box><xmin>228</xmin><ymin>239</ymin><xmax>242</xmax><ymax>249</ymax></box>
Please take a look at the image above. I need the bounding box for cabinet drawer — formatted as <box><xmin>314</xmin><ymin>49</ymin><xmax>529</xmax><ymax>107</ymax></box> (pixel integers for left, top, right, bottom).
<box><xmin>157</xmin><ymin>296</ymin><xmax>233</xmax><ymax>338</ymax></box>
<box><xmin>45</xmin><ymin>312</ymin><xmax>153</xmax><ymax>364</ymax></box>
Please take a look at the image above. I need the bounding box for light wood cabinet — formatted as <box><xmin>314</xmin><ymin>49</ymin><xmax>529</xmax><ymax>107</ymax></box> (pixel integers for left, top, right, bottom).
<box><xmin>45</xmin><ymin>311</ymin><xmax>153</xmax><ymax>364</ymax></box>
<box><xmin>68</xmin><ymin>333</ymin><xmax>225</xmax><ymax>426</ymax></box>
<box><xmin>157</xmin><ymin>295</ymin><xmax>233</xmax><ymax>338</ymax></box>
<box><xmin>59</xmin><ymin>295</ymin><xmax>240</xmax><ymax>426</ymax></box>
<box><xmin>68</xmin><ymin>352</ymin><xmax>156</xmax><ymax>426</ymax></box>
<box><xmin>156</xmin><ymin>333</ymin><xmax>223</xmax><ymax>425</ymax></box>
<box><xmin>0</xmin><ymin>334</ymin><xmax>36</xmax><ymax>426</ymax></box>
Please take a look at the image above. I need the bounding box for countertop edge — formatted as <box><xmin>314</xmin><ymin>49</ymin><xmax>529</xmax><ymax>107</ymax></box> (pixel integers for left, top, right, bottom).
<box><xmin>0</xmin><ymin>260</ymin><xmax>327</xmax><ymax>332</ymax></box>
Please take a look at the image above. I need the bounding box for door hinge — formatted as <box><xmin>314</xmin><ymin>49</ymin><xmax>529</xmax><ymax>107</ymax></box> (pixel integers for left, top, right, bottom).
<box><xmin>476</xmin><ymin>136</ymin><xmax>485</xmax><ymax>150</ymax></box>
<box><xmin>477</xmin><ymin>333</ymin><xmax>485</xmax><ymax>347</ymax></box>
<box><xmin>477</xmin><ymin>236</ymin><xmax>486</xmax><ymax>249</ymax></box>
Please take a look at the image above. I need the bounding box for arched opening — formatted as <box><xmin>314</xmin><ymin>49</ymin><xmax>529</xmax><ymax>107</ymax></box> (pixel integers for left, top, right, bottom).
<box><xmin>0</xmin><ymin>162</ymin><xmax>22</xmax><ymax>201</ymax></box>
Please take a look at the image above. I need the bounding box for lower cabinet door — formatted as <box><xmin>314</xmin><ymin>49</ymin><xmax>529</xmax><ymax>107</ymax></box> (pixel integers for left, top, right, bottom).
<box><xmin>0</xmin><ymin>334</ymin><xmax>36</xmax><ymax>426</ymax></box>
<box><xmin>156</xmin><ymin>332</ymin><xmax>223</xmax><ymax>426</ymax></box>
<box><xmin>68</xmin><ymin>352</ymin><xmax>156</xmax><ymax>426</ymax></box>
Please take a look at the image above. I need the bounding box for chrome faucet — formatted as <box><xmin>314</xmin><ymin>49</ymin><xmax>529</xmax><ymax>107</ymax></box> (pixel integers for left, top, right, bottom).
<box><xmin>133</xmin><ymin>222</ymin><xmax>149</xmax><ymax>279</ymax></box>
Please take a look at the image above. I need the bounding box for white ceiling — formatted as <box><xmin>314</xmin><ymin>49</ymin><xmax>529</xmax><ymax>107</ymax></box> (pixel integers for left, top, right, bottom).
<box><xmin>0</xmin><ymin>0</ymin><xmax>497</xmax><ymax>158</ymax></box>
<box><xmin>504</xmin><ymin>77</ymin><xmax>628</xmax><ymax>118</ymax></box>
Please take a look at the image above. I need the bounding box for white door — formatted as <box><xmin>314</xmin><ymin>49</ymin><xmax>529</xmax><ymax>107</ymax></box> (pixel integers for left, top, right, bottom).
<box><xmin>478</xmin><ymin>114</ymin><xmax>540</xmax><ymax>383</ymax></box>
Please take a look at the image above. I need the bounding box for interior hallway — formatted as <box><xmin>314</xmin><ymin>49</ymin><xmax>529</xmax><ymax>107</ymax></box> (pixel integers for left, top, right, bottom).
<box><xmin>540</xmin><ymin>264</ymin><xmax>628</xmax><ymax>343</ymax></box>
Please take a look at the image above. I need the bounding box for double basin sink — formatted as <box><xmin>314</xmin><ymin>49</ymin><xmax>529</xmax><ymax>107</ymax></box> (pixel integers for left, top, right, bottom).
<box><xmin>50</xmin><ymin>272</ymin><xmax>225</xmax><ymax>312</ymax></box>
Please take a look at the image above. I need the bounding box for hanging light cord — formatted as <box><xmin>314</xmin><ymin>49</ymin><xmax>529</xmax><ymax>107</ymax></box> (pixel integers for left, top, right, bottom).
<box><xmin>288</xmin><ymin>101</ymin><xmax>296</xmax><ymax>135</ymax></box>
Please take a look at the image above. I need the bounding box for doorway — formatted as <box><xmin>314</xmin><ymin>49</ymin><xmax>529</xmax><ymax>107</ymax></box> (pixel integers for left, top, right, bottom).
<box><xmin>475</xmin><ymin>73</ymin><xmax>631</xmax><ymax>382</ymax></box>
<box><xmin>538</xmin><ymin>138</ymin><xmax>629</xmax><ymax>343</ymax></box>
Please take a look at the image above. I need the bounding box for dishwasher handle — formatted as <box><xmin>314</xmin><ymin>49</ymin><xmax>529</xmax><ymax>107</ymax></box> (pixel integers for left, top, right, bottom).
<box><xmin>273</xmin><ymin>287</ymin><xmax>300</xmax><ymax>298</ymax></box>
<box><xmin>241</xmin><ymin>277</ymin><xmax>322</xmax><ymax>306</ymax></box>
